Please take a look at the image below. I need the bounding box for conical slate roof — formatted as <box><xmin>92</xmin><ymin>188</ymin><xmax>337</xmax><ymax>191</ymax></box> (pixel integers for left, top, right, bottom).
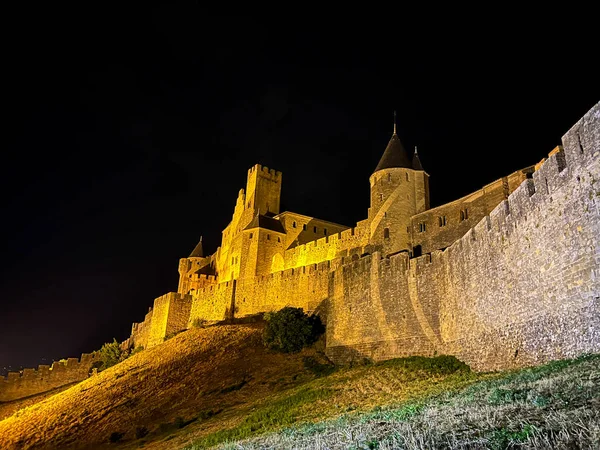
<box><xmin>373</xmin><ymin>132</ymin><xmax>412</xmax><ymax>173</ymax></box>
<box><xmin>189</xmin><ymin>236</ymin><xmax>204</xmax><ymax>257</ymax></box>
<box><xmin>412</xmin><ymin>146</ymin><xmax>424</xmax><ymax>171</ymax></box>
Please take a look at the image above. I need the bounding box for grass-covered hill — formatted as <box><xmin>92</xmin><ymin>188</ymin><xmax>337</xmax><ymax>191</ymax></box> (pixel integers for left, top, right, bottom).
<box><xmin>0</xmin><ymin>322</ymin><xmax>598</xmax><ymax>449</ymax></box>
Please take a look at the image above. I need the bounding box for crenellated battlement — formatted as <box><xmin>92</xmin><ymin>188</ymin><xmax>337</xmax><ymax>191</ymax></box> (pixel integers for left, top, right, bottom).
<box><xmin>248</xmin><ymin>164</ymin><xmax>282</xmax><ymax>181</ymax></box>
<box><xmin>0</xmin><ymin>352</ymin><xmax>99</xmax><ymax>402</ymax></box>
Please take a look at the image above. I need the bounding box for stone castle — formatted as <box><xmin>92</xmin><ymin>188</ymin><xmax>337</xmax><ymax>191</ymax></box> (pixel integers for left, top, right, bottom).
<box><xmin>2</xmin><ymin>102</ymin><xmax>599</xmax><ymax>402</ymax></box>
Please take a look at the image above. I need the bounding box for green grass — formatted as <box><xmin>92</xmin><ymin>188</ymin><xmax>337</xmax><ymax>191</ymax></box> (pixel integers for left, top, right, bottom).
<box><xmin>185</xmin><ymin>355</ymin><xmax>483</xmax><ymax>449</ymax></box>
<box><xmin>186</xmin><ymin>353</ymin><xmax>600</xmax><ymax>449</ymax></box>
<box><xmin>189</xmin><ymin>387</ymin><xmax>333</xmax><ymax>448</ymax></box>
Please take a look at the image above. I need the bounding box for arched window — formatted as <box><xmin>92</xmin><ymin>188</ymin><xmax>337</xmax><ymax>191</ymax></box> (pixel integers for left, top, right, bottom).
<box><xmin>384</xmin><ymin>228</ymin><xmax>390</xmax><ymax>239</ymax></box>
<box><xmin>292</xmin><ymin>221</ymin><xmax>296</xmax><ymax>228</ymax></box>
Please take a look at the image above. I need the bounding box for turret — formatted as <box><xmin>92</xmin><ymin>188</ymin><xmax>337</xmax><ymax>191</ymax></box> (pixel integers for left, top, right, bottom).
<box><xmin>177</xmin><ymin>236</ymin><xmax>213</xmax><ymax>294</ymax></box>
<box><xmin>368</xmin><ymin>113</ymin><xmax>429</xmax><ymax>255</ymax></box>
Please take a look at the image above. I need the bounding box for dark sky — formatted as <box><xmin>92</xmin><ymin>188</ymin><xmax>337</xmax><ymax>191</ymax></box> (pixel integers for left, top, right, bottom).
<box><xmin>1</xmin><ymin>8</ymin><xmax>598</xmax><ymax>373</ymax></box>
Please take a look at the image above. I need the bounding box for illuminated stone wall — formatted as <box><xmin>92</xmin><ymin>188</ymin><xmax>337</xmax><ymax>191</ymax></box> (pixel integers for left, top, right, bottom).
<box><xmin>410</xmin><ymin>169</ymin><xmax>531</xmax><ymax>254</ymax></box>
<box><xmin>146</xmin><ymin>292</ymin><xmax>192</xmax><ymax>348</ymax></box>
<box><xmin>188</xmin><ymin>281</ymin><xmax>235</xmax><ymax>325</ymax></box>
<box><xmin>326</xmin><ymin>101</ymin><xmax>600</xmax><ymax>370</ymax></box>
<box><xmin>0</xmin><ymin>353</ymin><xmax>99</xmax><ymax>402</ymax></box>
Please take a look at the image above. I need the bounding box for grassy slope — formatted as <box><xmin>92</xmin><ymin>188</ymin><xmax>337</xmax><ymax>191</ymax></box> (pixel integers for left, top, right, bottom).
<box><xmin>213</xmin><ymin>354</ymin><xmax>600</xmax><ymax>450</ymax></box>
<box><xmin>0</xmin><ymin>323</ymin><xmax>598</xmax><ymax>450</ymax></box>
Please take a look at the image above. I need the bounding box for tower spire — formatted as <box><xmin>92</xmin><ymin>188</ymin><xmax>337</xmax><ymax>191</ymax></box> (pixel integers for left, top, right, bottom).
<box><xmin>393</xmin><ymin>110</ymin><xmax>397</xmax><ymax>135</ymax></box>
<box><xmin>189</xmin><ymin>235</ymin><xmax>204</xmax><ymax>258</ymax></box>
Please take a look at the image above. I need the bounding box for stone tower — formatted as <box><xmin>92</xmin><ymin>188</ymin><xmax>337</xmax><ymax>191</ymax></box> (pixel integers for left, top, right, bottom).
<box><xmin>368</xmin><ymin>115</ymin><xmax>429</xmax><ymax>255</ymax></box>
<box><xmin>244</xmin><ymin>164</ymin><xmax>282</xmax><ymax>217</ymax></box>
<box><xmin>177</xmin><ymin>236</ymin><xmax>213</xmax><ymax>294</ymax></box>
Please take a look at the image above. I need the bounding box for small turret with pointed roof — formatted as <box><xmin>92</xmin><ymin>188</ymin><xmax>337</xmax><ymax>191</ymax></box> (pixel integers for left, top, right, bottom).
<box><xmin>189</xmin><ymin>236</ymin><xmax>204</xmax><ymax>258</ymax></box>
<box><xmin>373</xmin><ymin>111</ymin><xmax>412</xmax><ymax>173</ymax></box>
<box><xmin>412</xmin><ymin>145</ymin><xmax>424</xmax><ymax>171</ymax></box>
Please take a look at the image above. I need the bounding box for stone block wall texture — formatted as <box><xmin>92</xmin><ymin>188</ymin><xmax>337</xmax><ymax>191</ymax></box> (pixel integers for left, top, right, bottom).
<box><xmin>146</xmin><ymin>292</ymin><xmax>193</xmax><ymax>348</ymax></box>
<box><xmin>188</xmin><ymin>281</ymin><xmax>235</xmax><ymax>325</ymax></box>
<box><xmin>326</xmin><ymin>101</ymin><xmax>600</xmax><ymax>371</ymax></box>
<box><xmin>411</xmin><ymin>169</ymin><xmax>531</xmax><ymax>254</ymax></box>
<box><xmin>0</xmin><ymin>353</ymin><xmax>99</xmax><ymax>402</ymax></box>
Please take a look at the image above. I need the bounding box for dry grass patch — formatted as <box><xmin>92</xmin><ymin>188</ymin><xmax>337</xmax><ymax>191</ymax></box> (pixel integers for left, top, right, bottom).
<box><xmin>221</xmin><ymin>353</ymin><xmax>600</xmax><ymax>449</ymax></box>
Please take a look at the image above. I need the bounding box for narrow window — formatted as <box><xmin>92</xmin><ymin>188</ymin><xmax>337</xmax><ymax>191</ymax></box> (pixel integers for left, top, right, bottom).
<box><xmin>406</xmin><ymin>173</ymin><xmax>409</xmax><ymax>181</ymax></box>
<box><xmin>324</xmin><ymin>228</ymin><xmax>327</xmax><ymax>235</ymax></box>
<box><xmin>380</xmin><ymin>193</ymin><xmax>384</xmax><ymax>201</ymax></box>
<box><xmin>460</xmin><ymin>211</ymin><xmax>465</xmax><ymax>221</ymax></box>
<box><xmin>464</xmin><ymin>209</ymin><xmax>468</xmax><ymax>220</ymax></box>
<box><xmin>249</xmin><ymin>233</ymin><xmax>253</xmax><ymax>239</ymax></box>
<box><xmin>419</xmin><ymin>223</ymin><xmax>426</xmax><ymax>232</ymax></box>
<box><xmin>388</xmin><ymin>173</ymin><xmax>392</xmax><ymax>182</ymax></box>
<box><xmin>384</xmin><ymin>211</ymin><xmax>387</xmax><ymax>218</ymax></box>
<box><xmin>438</xmin><ymin>217</ymin><xmax>443</xmax><ymax>227</ymax></box>
<box><xmin>384</xmin><ymin>228</ymin><xmax>390</xmax><ymax>238</ymax></box>
<box><xmin>303</xmin><ymin>224</ymin><xmax>307</xmax><ymax>231</ymax></box>
<box><xmin>313</xmin><ymin>226</ymin><xmax>317</xmax><ymax>233</ymax></box>
<box><xmin>277</xmin><ymin>237</ymin><xmax>281</xmax><ymax>242</ymax></box>
<box><xmin>292</xmin><ymin>221</ymin><xmax>297</xmax><ymax>228</ymax></box>
<box><xmin>267</xmin><ymin>234</ymin><xmax>270</xmax><ymax>240</ymax></box>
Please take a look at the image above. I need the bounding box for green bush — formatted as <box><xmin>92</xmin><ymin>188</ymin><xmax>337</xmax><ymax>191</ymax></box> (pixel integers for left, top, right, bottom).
<box><xmin>263</xmin><ymin>307</ymin><xmax>324</xmax><ymax>353</ymax></box>
<box><xmin>96</xmin><ymin>338</ymin><xmax>122</xmax><ymax>372</ymax></box>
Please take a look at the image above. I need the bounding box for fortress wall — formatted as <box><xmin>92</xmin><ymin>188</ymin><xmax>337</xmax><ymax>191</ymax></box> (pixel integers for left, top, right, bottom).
<box><xmin>126</xmin><ymin>308</ymin><xmax>153</xmax><ymax>350</ymax></box>
<box><xmin>235</xmin><ymin>260</ymin><xmax>332</xmax><ymax>317</ymax></box>
<box><xmin>188</xmin><ymin>281</ymin><xmax>235</xmax><ymax>325</ymax></box>
<box><xmin>327</xmin><ymin>102</ymin><xmax>599</xmax><ymax>371</ymax></box>
<box><xmin>438</xmin><ymin>125</ymin><xmax>599</xmax><ymax>371</ymax></box>
<box><xmin>146</xmin><ymin>293</ymin><xmax>193</xmax><ymax>348</ymax></box>
<box><xmin>282</xmin><ymin>220</ymin><xmax>370</xmax><ymax>270</ymax></box>
<box><xmin>326</xmin><ymin>251</ymin><xmax>439</xmax><ymax>363</ymax></box>
<box><xmin>0</xmin><ymin>353</ymin><xmax>99</xmax><ymax>402</ymax></box>
<box><xmin>411</xmin><ymin>169</ymin><xmax>530</xmax><ymax>254</ymax></box>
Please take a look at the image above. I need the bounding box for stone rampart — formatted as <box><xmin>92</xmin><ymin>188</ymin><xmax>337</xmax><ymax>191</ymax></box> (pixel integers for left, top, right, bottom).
<box><xmin>327</xmin><ymin>101</ymin><xmax>600</xmax><ymax>371</ymax></box>
<box><xmin>0</xmin><ymin>353</ymin><xmax>98</xmax><ymax>402</ymax></box>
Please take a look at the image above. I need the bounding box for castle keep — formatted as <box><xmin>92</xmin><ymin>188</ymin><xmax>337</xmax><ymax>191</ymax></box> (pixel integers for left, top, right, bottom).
<box><xmin>2</xmin><ymin>102</ymin><xmax>598</xmax><ymax>402</ymax></box>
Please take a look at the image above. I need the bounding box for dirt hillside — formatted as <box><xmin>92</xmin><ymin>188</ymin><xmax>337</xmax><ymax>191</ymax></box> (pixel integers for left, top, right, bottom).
<box><xmin>0</xmin><ymin>323</ymin><xmax>324</xmax><ymax>449</ymax></box>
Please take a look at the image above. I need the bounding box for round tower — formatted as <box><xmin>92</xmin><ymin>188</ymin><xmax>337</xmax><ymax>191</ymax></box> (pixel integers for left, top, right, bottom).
<box><xmin>368</xmin><ymin>115</ymin><xmax>429</xmax><ymax>255</ymax></box>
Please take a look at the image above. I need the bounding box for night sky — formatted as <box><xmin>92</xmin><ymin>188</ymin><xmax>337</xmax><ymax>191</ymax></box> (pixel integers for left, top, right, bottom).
<box><xmin>1</xmin><ymin>8</ymin><xmax>598</xmax><ymax>374</ymax></box>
